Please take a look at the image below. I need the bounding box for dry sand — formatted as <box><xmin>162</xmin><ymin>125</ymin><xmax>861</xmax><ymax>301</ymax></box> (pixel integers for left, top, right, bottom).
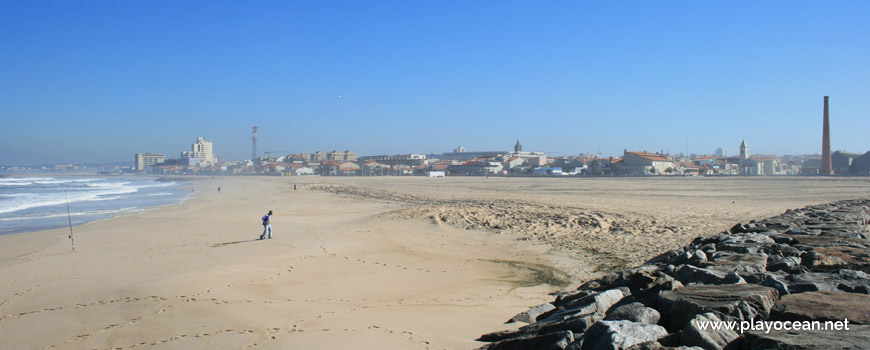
<box><xmin>1</xmin><ymin>176</ymin><xmax>868</xmax><ymax>349</ymax></box>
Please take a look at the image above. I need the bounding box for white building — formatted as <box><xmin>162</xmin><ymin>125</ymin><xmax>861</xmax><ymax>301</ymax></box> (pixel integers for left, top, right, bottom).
<box><xmin>184</xmin><ymin>137</ymin><xmax>217</xmax><ymax>166</ymax></box>
<box><xmin>134</xmin><ymin>153</ymin><xmax>165</xmax><ymax>172</ymax></box>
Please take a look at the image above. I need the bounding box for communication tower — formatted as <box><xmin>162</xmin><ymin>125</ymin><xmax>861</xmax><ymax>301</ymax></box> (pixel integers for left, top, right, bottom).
<box><xmin>252</xmin><ymin>125</ymin><xmax>258</xmax><ymax>161</ymax></box>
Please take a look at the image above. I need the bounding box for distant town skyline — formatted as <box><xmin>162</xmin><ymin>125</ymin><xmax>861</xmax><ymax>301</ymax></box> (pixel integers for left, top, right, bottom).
<box><xmin>1</xmin><ymin>1</ymin><xmax>868</xmax><ymax>166</ymax></box>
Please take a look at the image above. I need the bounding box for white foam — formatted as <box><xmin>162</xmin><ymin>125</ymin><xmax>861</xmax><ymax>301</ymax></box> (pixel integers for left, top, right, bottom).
<box><xmin>0</xmin><ymin>178</ymin><xmax>180</xmax><ymax>215</ymax></box>
<box><xmin>146</xmin><ymin>192</ymin><xmax>173</xmax><ymax>196</ymax></box>
<box><xmin>0</xmin><ymin>181</ymin><xmax>142</xmax><ymax>214</ymax></box>
<box><xmin>0</xmin><ymin>182</ymin><xmax>32</xmax><ymax>187</ymax></box>
<box><xmin>0</xmin><ymin>177</ymin><xmax>55</xmax><ymax>183</ymax></box>
<box><xmin>33</xmin><ymin>178</ymin><xmax>102</xmax><ymax>185</ymax></box>
<box><xmin>0</xmin><ymin>207</ymin><xmax>141</xmax><ymax>221</ymax></box>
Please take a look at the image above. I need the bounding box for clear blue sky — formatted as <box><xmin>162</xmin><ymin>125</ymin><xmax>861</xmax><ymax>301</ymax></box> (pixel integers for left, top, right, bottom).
<box><xmin>1</xmin><ymin>1</ymin><xmax>867</xmax><ymax>165</ymax></box>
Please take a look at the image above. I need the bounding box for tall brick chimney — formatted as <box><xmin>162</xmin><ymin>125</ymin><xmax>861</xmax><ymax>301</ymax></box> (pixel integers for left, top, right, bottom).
<box><xmin>821</xmin><ymin>96</ymin><xmax>833</xmax><ymax>175</ymax></box>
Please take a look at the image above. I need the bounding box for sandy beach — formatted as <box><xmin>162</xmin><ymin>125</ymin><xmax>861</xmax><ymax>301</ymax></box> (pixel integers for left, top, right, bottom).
<box><xmin>1</xmin><ymin>176</ymin><xmax>869</xmax><ymax>349</ymax></box>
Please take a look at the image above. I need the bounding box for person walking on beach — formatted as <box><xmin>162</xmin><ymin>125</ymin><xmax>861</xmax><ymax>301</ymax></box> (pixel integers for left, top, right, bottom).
<box><xmin>260</xmin><ymin>210</ymin><xmax>273</xmax><ymax>240</ymax></box>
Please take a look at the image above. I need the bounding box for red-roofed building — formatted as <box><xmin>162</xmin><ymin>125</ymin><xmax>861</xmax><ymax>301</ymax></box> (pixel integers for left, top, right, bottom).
<box><xmin>618</xmin><ymin>150</ymin><xmax>676</xmax><ymax>175</ymax></box>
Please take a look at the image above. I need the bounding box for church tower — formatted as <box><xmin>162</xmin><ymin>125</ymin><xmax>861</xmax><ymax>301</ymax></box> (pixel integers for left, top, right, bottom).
<box><xmin>514</xmin><ymin>139</ymin><xmax>522</xmax><ymax>153</ymax></box>
<box><xmin>739</xmin><ymin>139</ymin><xmax>748</xmax><ymax>162</ymax></box>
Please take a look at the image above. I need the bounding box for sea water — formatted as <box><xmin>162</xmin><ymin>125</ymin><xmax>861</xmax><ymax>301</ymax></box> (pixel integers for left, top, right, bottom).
<box><xmin>0</xmin><ymin>177</ymin><xmax>190</xmax><ymax>236</ymax></box>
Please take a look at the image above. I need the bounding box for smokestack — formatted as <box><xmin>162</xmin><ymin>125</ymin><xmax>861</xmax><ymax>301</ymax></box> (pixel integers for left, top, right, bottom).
<box><xmin>821</xmin><ymin>96</ymin><xmax>832</xmax><ymax>175</ymax></box>
<box><xmin>252</xmin><ymin>125</ymin><xmax>259</xmax><ymax>161</ymax></box>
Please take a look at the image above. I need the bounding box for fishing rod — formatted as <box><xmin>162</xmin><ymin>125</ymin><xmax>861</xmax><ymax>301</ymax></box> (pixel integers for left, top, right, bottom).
<box><xmin>64</xmin><ymin>188</ymin><xmax>75</xmax><ymax>251</ymax></box>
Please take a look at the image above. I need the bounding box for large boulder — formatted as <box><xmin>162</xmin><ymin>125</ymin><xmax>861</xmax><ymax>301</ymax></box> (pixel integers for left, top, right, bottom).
<box><xmin>540</xmin><ymin>289</ymin><xmax>629</xmax><ymax>323</ymax></box>
<box><xmin>784</xmin><ymin>269</ymin><xmax>870</xmax><ymax>294</ymax></box>
<box><xmin>789</xmin><ymin>235</ymin><xmax>869</xmax><ymax>251</ymax></box>
<box><xmin>579</xmin><ymin>320</ymin><xmax>668</xmax><ymax>350</ymax></box>
<box><xmin>707</xmin><ymin>252</ymin><xmax>769</xmax><ymax>276</ymax></box>
<box><xmin>673</xmin><ymin>265</ymin><xmax>728</xmax><ymax>285</ymax></box>
<box><xmin>509</xmin><ymin>303</ymin><xmax>557</xmax><ymax>324</ymax></box>
<box><xmin>717</xmin><ymin>233</ymin><xmax>776</xmax><ymax>254</ymax></box>
<box><xmin>605</xmin><ymin>302</ymin><xmax>661</xmax><ymax>325</ymax></box>
<box><xmin>479</xmin><ymin>313</ymin><xmax>602</xmax><ymax>343</ymax></box>
<box><xmin>769</xmin><ymin>291</ymin><xmax>870</xmax><ymax>324</ymax></box>
<box><xmin>808</xmin><ymin>246</ymin><xmax>870</xmax><ymax>273</ymax></box>
<box><xmin>536</xmin><ymin>313</ymin><xmax>604</xmax><ymax>337</ymax></box>
<box><xmin>657</xmin><ymin>284</ymin><xmax>779</xmax><ymax>331</ymax></box>
<box><xmin>760</xmin><ymin>273</ymin><xmax>791</xmax><ymax>296</ymax></box>
<box><xmin>742</xmin><ymin>325</ymin><xmax>870</xmax><ymax>349</ymax></box>
<box><xmin>680</xmin><ymin>312</ymin><xmax>739</xmax><ymax>350</ymax></box>
<box><xmin>801</xmin><ymin>251</ymin><xmax>847</xmax><ymax>269</ymax></box>
<box><xmin>485</xmin><ymin>331</ymin><xmax>575</xmax><ymax>350</ymax></box>
<box><xmin>767</xmin><ymin>256</ymin><xmax>802</xmax><ymax>273</ymax></box>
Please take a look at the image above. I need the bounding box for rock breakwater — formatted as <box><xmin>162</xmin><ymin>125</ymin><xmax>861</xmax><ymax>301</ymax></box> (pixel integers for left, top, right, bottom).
<box><xmin>478</xmin><ymin>199</ymin><xmax>870</xmax><ymax>350</ymax></box>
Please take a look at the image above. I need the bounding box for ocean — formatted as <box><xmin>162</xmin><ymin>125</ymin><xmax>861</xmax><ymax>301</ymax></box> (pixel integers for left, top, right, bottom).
<box><xmin>0</xmin><ymin>176</ymin><xmax>191</xmax><ymax>236</ymax></box>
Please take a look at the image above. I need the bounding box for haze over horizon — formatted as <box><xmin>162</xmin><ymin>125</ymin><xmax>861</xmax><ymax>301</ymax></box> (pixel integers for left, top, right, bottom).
<box><xmin>1</xmin><ymin>1</ymin><xmax>868</xmax><ymax>166</ymax></box>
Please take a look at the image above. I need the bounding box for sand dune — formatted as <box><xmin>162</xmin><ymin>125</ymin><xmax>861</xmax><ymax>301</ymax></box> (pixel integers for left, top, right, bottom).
<box><xmin>0</xmin><ymin>176</ymin><xmax>868</xmax><ymax>349</ymax></box>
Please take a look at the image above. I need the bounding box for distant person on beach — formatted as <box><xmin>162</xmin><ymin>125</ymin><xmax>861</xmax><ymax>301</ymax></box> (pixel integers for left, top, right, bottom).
<box><xmin>260</xmin><ymin>210</ymin><xmax>273</xmax><ymax>240</ymax></box>
<box><xmin>293</xmin><ymin>184</ymin><xmax>297</xmax><ymax>190</ymax></box>
<box><xmin>218</xmin><ymin>186</ymin><xmax>221</xmax><ymax>194</ymax></box>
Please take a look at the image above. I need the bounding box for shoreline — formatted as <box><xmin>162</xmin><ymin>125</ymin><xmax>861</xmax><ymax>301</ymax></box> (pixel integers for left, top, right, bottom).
<box><xmin>0</xmin><ymin>175</ymin><xmax>195</xmax><ymax>237</ymax></box>
<box><xmin>0</xmin><ymin>177</ymin><xmax>206</xmax><ymax>268</ymax></box>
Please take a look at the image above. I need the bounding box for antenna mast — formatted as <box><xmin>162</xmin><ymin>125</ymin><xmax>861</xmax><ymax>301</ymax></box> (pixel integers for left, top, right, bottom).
<box><xmin>252</xmin><ymin>125</ymin><xmax>258</xmax><ymax>161</ymax></box>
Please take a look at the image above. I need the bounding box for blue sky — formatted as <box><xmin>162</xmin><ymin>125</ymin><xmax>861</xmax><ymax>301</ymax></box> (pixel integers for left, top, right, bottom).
<box><xmin>1</xmin><ymin>1</ymin><xmax>868</xmax><ymax>165</ymax></box>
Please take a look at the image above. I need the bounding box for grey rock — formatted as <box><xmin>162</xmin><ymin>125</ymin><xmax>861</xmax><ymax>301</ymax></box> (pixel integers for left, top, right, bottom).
<box><xmin>673</xmin><ymin>265</ymin><xmax>728</xmax><ymax>285</ymax></box>
<box><xmin>537</xmin><ymin>313</ymin><xmax>604</xmax><ymax>336</ymax></box>
<box><xmin>623</xmin><ymin>341</ymin><xmax>707</xmax><ymax>350</ymax></box>
<box><xmin>625</xmin><ymin>341</ymin><xmax>663</xmax><ymax>350</ymax></box>
<box><xmin>580</xmin><ymin>320</ymin><xmax>668</xmax><ymax>350</ymax></box>
<box><xmin>699</xmin><ymin>243</ymin><xmax>717</xmax><ymax>254</ymax></box>
<box><xmin>779</xmin><ymin>244</ymin><xmax>804</xmax><ymax>257</ymax></box>
<box><xmin>478</xmin><ymin>329</ymin><xmax>518</xmax><ymax>343</ymax></box>
<box><xmin>482</xmin><ymin>313</ymin><xmax>602</xmax><ymax>343</ymax></box>
<box><xmin>730</xmin><ymin>223</ymin><xmax>771</xmax><ymax>234</ymax></box>
<box><xmin>668</xmin><ymin>251</ymin><xmax>694</xmax><ymax>266</ymax></box>
<box><xmin>708</xmin><ymin>252</ymin><xmax>768</xmax><ymax>275</ymax></box>
<box><xmin>657</xmin><ymin>284</ymin><xmax>779</xmax><ymax>331</ymax></box>
<box><xmin>742</xmin><ymin>325</ymin><xmax>870</xmax><ymax>350</ymax></box>
<box><xmin>767</xmin><ymin>256</ymin><xmax>801</xmax><ymax>273</ymax></box>
<box><xmin>627</xmin><ymin>269</ymin><xmax>681</xmax><ymax>293</ymax></box>
<box><xmin>508</xmin><ymin>303</ymin><xmax>557</xmax><ymax>324</ymax></box>
<box><xmin>769</xmin><ymin>290</ymin><xmax>870</xmax><ymax>324</ymax></box>
<box><xmin>760</xmin><ymin>273</ymin><xmax>790</xmax><ymax>296</ymax></box>
<box><xmin>719</xmin><ymin>271</ymin><xmax>746</xmax><ymax>285</ymax></box>
<box><xmin>588</xmin><ymin>266</ymin><xmax>663</xmax><ymax>293</ymax></box>
<box><xmin>770</xmin><ymin>234</ymin><xmax>794</xmax><ymax>244</ymax></box>
<box><xmin>784</xmin><ymin>269</ymin><xmax>870</xmax><ymax>294</ymax></box>
<box><xmin>486</xmin><ymin>330</ymin><xmax>575</xmax><ymax>350</ymax></box>
<box><xmin>785</xmin><ymin>228</ymin><xmax>821</xmax><ymax>236</ymax></box>
<box><xmin>646</xmin><ymin>250</ymin><xmax>680</xmax><ymax>266</ymax></box>
<box><xmin>806</xmin><ymin>246</ymin><xmax>870</xmax><ymax>273</ymax></box>
<box><xmin>730</xmin><ymin>300</ymin><xmax>760</xmax><ymax>321</ymax></box>
<box><xmin>687</xmin><ymin>250</ymin><xmax>707</xmax><ymax>266</ymax></box>
<box><xmin>801</xmin><ymin>251</ymin><xmax>847</xmax><ymax>269</ymax></box>
<box><xmin>717</xmin><ymin>233</ymin><xmax>775</xmax><ymax>254</ymax></box>
<box><xmin>789</xmin><ymin>235</ymin><xmax>869</xmax><ymax>251</ymax></box>
<box><xmin>556</xmin><ymin>289</ymin><xmax>597</xmax><ymax>306</ymax></box>
<box><xmin>605</xmin><ymin>302</ymin><xmax>661</xmax><ymax>324</ymax></box>
<box><xmin>680</xmin><ymin>312</ymin><xmax>739</xmax><ymax>350</ymax></box>
<box><xmin>541</xmin><ymin>289</ymin><xmax>629</xmax><ymax>323</ymax></box>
